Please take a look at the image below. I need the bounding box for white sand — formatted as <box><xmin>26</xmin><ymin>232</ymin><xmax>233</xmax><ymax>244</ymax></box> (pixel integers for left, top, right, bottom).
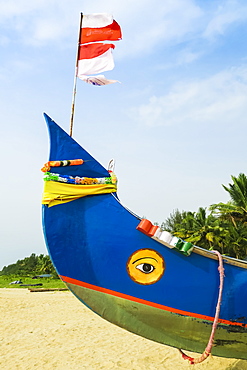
<box><xmin>1</xmin><ymin>288</ymin><xmax>246</xmax><ymax>370</ymax></box>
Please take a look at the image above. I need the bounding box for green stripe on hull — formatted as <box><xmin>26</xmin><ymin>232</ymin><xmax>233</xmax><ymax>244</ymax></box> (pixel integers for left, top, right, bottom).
<box><xmin>67</xmin><ymin>282</ymin><xmax>247</xmax><ymax>360</ymax></box>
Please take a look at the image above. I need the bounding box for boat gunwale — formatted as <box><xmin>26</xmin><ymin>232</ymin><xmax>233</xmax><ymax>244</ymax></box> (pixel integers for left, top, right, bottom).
<box><xmin>192</xmin><ymin>246</ymin><xmax>247</xmax><ymax>268</ymax></box>
<box><xmin>111</xmin><ymin>194</ymin><xmax>247</xmax><ymax>270</ymax></box>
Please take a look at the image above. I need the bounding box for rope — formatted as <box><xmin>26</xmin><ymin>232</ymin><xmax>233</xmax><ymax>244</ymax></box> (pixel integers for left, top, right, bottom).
<box><xmin>179</xmin><ymin>250</ymin><xmax>225</xmax><ymax>365</ymax></box>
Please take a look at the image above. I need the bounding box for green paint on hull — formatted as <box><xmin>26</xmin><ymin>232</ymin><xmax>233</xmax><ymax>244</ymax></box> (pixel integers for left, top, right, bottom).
<box><xmin>67</xmin><ymin>282</ymin><xmax>247</xmax><ymax>360</ymax></box>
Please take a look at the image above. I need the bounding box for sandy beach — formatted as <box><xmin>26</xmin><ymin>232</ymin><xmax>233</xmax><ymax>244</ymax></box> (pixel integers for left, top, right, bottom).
<box><xmin>0</xmin><ymin>289</ymin><xmax>246</xmax><ymax>370</ymax></box>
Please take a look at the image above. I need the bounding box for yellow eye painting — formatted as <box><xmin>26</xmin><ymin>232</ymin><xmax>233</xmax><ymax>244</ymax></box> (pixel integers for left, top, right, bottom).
<box><xmin>127</xmin><ymin>249</ymin><xmax>165</xmax><ymax>285</ymax></box>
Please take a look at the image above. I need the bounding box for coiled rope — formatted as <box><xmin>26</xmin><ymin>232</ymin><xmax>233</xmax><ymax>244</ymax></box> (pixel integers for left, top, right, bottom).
<box><xmin>179</xmin><ymin>250</ymin><xmax>225</xmax><ymax>365</ymax></box>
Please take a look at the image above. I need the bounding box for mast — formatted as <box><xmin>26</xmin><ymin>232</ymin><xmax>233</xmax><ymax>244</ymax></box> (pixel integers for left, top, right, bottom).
<box><xmin>69</xmin><ymin>13</ymin><xmax>83</xmax><ymax>137</ymax></box>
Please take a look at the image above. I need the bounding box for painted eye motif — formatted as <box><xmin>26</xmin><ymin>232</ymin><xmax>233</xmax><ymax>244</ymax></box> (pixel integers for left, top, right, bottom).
<box><xmin>136</xmin><ymin>263</ymin><xmax>155</xmax><ymax>274</ymax></box>
<box><xmin>127</xmin><ymin>249</ymin><xmax>165</xmax><ymax>285</ymax></box>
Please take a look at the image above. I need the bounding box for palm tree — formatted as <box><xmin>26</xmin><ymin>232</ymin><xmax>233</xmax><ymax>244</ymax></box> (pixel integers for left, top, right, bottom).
<box><xmin>161</xmin><ymin>209</ymin><xmax>189</xmax><ymax>233</ymax></box>
<box><xmin>224</xmin><ymin>222</ymin><xmax>247</xmax><ymax>259</ymax></box>
<box><xmin>172</xmin><ymin>207</ymin><xmax>229</xmax><ymax>252</ymax></box>
<box><xmin>210</xmin><ymin>173</ymin><xmax>247</xmax><ymax>225</ymax></box>
<box><xmin>162</xmin><ymin>207</ymin><xmax>227</xmax><ymax>252</ymax></box>
<box><xmin>38</xmin><ymin>255</ymin><xmax>58</xmax><ymax>276</ymax></box>
<box><xmin>223</xmin><ymin>173</ymin><xmax>247</xmax><ymax>210</ymax></box>
<box><xmin>209</xmin><ymin>173</ymin><xmax>247</xmax><ymax>259</ymax></box>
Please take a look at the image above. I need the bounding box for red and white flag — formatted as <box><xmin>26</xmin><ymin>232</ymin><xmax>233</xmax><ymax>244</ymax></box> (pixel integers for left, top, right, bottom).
<box><xmin>77</xmin><ymin>43</ymin><xmax>115</xmax><ymax>77</ymax></box>
<box><xmin>76</xmin><ymin>13</ymin><xmax>121</xmax><ymax>85</ymax></box>
<box><xmin>80</xmin><ymin>13</ymin><xmax>122</xmax><ymax>44</ymax></box>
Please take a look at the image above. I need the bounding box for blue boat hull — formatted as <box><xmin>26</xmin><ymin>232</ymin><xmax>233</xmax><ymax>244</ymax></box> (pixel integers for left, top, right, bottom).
<box><xmin>42</xmin><ymin>114</ymin><xmax>247</xmax><ymax>359</ymax></box>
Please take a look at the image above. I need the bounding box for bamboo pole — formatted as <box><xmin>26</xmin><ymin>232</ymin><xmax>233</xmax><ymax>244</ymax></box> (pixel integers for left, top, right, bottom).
<box><xmin>69</xmin><ymin>13</ymin><xmax>83</xmax><ymax>137</ymax></box>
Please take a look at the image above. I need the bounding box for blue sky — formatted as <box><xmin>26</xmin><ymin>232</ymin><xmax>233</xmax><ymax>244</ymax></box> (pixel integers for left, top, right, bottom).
<box><xmin>1</xmin><ymin>0</ymin><xmax>247</xmax><ymax>269</ymax></box>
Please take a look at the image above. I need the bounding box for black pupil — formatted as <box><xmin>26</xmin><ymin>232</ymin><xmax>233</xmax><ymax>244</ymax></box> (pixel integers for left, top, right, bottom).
<box><xmin>143</xmin><ymin>263</ymin><xmax>152</xmax><ymax>272</ymax></box>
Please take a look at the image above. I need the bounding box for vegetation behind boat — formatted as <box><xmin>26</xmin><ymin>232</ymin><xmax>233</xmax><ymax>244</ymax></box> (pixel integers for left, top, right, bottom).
<box><xmin>0</xmin><ymin>253</ymin><xmax>58</xmax><ymax>277</ymax></box>
<box><xmin>0</xmin><ymin>253</ymin><xmax>67</xmax><ymax>289</ymax></box>
<box><xmin>161</xmin><ymin>173</ymin><xmax>247</xmax><ymax>260</ymax></box>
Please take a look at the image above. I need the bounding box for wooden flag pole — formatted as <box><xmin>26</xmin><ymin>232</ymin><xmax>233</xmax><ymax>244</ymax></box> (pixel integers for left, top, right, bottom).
<box><xmin>69</xmin><ymin>12</ymin><xmax>83</xmax><ymax>137</ymax></box>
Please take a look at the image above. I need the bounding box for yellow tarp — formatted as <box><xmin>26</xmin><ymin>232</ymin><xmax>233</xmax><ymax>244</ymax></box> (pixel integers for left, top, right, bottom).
<box><xmin>42</xmin><ymin>180</ymin><xmax>117</xmax><ymax>207</ymax></box>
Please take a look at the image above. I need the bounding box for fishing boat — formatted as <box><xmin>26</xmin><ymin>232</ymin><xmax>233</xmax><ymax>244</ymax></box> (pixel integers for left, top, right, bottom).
<box><xmin>42</xmin><ymin>113</ymin><xmax>247</xmax><ymax>362</ymax></box>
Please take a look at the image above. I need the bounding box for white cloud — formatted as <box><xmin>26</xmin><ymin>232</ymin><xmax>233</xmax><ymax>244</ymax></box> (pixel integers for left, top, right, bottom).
<box><xmin>0</xmin><ymin>0</ymin><xmax>79</xmax><ymax>45</ymax></box>
<box><xmin>134</xmin><ymin>65</ymin><xmax>247</xmax><ymax>127</ymax></box>
<box><xmin>0</xmin><ymin>0</ymin><xmax>45</xmax><ymax>18</ymax></box>
<box><xmin>177</xmin><ymin>50</ymin><xmax>201</xmax><ymax>64</ymax></box>
<box><xmin>32</xmin><ymin>18</ymin><xmax>65</xmax><ymax>43</ymax></box>
<box><xmin>116</xmin><ymin>0</ymin><xmax>203</xmax><ymax>58</ymax></box>
<box><xmin>0</xmin><ymin>0</ymin><xmax>247</xmax><ymax>80</ymax></box>
<box><xmin>0</xmin><ymin>0</ymin><xmax>201</xmax><ymax>52</ymax></box>
<box><xmin>203</xmin><ymin>0</ymin><xmax>247</xmax><ymax>39</ymax></box>
<box><xmin>0</xmin><ymin>0</ymin><xmax>246</xmax><ymax>59</ymax></box>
